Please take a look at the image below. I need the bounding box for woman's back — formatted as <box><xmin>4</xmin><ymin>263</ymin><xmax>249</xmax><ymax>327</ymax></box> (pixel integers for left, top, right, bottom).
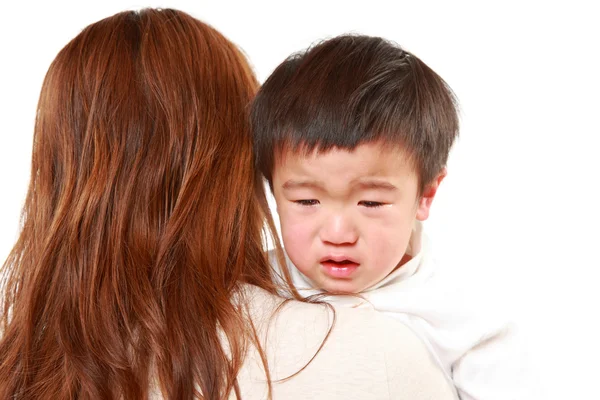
<box><xmin>232</xmin><ymin>285</ymin><xmax>456</xmax><ymax>400</ymax></box>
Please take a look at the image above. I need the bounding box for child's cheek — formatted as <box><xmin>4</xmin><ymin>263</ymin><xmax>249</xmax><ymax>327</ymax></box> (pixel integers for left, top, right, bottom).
<box><xmin>281</xmin><ymin>214</ymin><xmax>317</xmax><ymax>272</ymax></box>
<box><xmin>368</xmin><ymin>225</ymin><xmax>410</xmax><ymax>275</ymax></box>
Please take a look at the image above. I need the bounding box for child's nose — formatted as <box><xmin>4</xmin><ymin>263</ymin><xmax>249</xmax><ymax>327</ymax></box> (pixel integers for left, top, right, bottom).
<box><xmin>319</xmin><ymin>214</ymin><xmax>358</xmax><ymax>245</ymax></box>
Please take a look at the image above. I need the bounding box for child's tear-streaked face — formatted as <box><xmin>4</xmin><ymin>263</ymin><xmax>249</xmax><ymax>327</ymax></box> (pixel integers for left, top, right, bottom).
<box><xmin>272</xmin><ymin>142</ymin><xmax>441</xmax><ymax>294</ymax></box>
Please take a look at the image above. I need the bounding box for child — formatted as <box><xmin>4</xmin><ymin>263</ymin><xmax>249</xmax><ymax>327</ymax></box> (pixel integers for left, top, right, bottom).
<box><xmin>252</xmin><ymin>35</ymin><xmax>535</xmax><ymax>400</ymax></box>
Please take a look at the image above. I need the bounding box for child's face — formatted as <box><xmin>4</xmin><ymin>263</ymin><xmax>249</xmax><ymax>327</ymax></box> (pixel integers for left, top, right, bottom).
<box><xmin>272</xmin><ymin>142</ymin><xmax>442</xmax><ymax>294</ymax></box>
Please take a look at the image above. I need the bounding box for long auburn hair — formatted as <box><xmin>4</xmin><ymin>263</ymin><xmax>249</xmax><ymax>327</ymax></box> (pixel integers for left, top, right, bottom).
<box><xmin>0</xmin><ymin>8</ymin><xmax>288</xmax><ymax>399</ymax></box>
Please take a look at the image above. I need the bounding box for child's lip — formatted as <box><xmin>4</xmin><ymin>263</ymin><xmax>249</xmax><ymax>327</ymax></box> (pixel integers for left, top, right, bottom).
<box><xmin>320</xmin><ymin>261</ymin><xmax>360</xmax><ymax>279</ymax></box>
<box><xmin>319</xmin><ymin>255</ymin><xmax>360</xmax><ymax>264</ymax></box>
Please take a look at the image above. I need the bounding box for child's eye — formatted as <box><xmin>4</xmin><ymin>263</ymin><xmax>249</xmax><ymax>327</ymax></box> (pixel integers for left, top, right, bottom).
<box><xmin>359</xmin><ymin>201</ymin><xmax>385</xmax><ymax>208</ymax></box>
<box><xmin>294</xmin><ymin>199</ymin><xmax>319</xmax><ymax>206</ymax></box>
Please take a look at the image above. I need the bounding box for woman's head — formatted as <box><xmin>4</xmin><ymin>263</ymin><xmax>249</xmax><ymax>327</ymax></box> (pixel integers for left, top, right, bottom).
<box><xmin>1</xmin><ymin>8</ymin><xmax>277</xmax><ymax>398</ymax></box>
<box><xmin>35</xmin><ymin>8</ymin><xmax>261</xmax><ymax>285</ymax></box>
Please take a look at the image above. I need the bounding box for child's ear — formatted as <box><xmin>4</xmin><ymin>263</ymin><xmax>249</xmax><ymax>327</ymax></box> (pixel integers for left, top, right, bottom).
<box><xmin>416</xmin><ymin>168</ymin><xmax>447</xmax><ymax>221</ymax></box>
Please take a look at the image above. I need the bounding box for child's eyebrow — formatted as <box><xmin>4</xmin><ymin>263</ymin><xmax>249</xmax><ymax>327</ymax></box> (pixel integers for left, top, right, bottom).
<box><xmin>353</xmin><ymin>180</ymin><xmax>398</xmax><ymax>192</ymax></box>
<box><xmin>281</xmin><ymin>180</ymin><xmax>325</xmax><ymax>191</ymax></box>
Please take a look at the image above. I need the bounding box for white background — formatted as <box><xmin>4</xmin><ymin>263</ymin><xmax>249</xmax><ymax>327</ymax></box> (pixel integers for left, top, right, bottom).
<box><xmin>1</xmin><ymin>1</ymin><xmax>598</xmax><ymax>398</ymax></box>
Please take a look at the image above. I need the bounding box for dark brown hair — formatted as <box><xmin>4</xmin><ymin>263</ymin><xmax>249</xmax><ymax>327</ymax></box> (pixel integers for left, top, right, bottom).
<box><xmin>0</xmin><ymin>8</ymin><xmax>287</xmax><ymax>399</ymax></box>
<box><xmin>251</xmin><ymin>34</ymin><xmax>460</xmax><ymax>193</ymax></box>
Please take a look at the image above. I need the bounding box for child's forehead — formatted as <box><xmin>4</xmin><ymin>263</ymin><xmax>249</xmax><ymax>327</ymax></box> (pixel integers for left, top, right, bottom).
<box><xmin>273</xmin><ymin>141</ymin><xmax>413</xmax><ymax>167</ymax></box>
<box><xmin>271</xmin><ymin>141</ymin><xmax>421</xmax><ymax>196</ymax></box>
<box><xmin>271</xmin><ymin>142</ymin><xmax>420</xmax><ymax>190</ymax></box>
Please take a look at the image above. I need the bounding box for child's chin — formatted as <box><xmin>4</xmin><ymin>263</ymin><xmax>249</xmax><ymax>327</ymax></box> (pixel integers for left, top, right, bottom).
<box><xmin>321</xmin><ymin>281</ymin><xmax>363</xmax><ymax>295</ymax></box>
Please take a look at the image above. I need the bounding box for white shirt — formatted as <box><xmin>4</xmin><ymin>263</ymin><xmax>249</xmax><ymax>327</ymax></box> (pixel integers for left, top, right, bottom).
<box><xmin>273</xmin><ymin>223</ymin><xmax>540</xmax><ymax>400</ymax></box>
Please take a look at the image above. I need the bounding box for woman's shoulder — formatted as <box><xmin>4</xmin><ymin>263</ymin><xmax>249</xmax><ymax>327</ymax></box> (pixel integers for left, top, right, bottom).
<box><xmin>241</xmin><ymin>283</ymin><xmax>434</xmax><ymax>348</ymax></box>
<box><xmin>327</xmin><ymin>304</ymin><xmax>457</xmax><ymax>399</ymax></box>
<box><xmin>240</xmin><ymin>283</ymin><xmax>435</xmax><ymax>358</ymax></box>
<box><xmin>238</xmin><ymin>284</ymin><xmax>457</xmax><ymax>399</ymax></box>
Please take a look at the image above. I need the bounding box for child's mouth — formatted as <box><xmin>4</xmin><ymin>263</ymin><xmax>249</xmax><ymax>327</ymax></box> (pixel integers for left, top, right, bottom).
<box><xmin>320</xmin><ymin>259</ymin><xmax>359</xmax><ymax>278</ymax></box>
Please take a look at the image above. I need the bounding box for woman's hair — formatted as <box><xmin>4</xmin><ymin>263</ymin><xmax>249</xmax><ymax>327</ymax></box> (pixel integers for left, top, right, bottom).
<box><xmin>0</xmin><ymin>8</ymin><xmax>289</xmax><ymax>399</ymax></box>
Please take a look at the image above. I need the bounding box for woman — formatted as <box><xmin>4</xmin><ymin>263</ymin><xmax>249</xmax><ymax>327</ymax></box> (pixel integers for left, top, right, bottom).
<box><xmin>0</xmin><ymin>8</ymin><xmax>455</xmax><ymax>399</ymax></box>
